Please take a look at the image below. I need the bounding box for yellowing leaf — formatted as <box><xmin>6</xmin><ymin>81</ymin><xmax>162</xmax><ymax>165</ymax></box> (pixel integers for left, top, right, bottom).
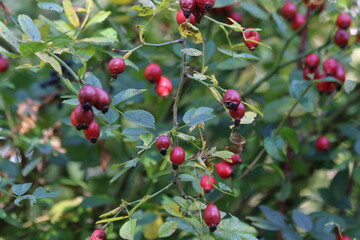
<box><xmin>178</xmin><ymin>23</ymin><xmax>203</xmax><ymax>44</ymax></box>
<box><xmin>35</xmin><ymin>52</ymin><xmax>62</xmax><ymax>74</ymax></box>
<box><xmin>131</xmin><ymin>5</ymin><xmax>154</xmax><ymax>16</ymax></box>
<box><xmin>143</xmin><ymin>213</ymin><xmax>163</xmax><ymax>239</ymax></box>
<box><xmin>110</xmin><ymin>0</ymin><xmax>133</xmax><ymax>4</ymax></box>
<box><xmin>63</xmin><ymin>0</ymin><xmax>80</xmax><ymax>28</ymax></box>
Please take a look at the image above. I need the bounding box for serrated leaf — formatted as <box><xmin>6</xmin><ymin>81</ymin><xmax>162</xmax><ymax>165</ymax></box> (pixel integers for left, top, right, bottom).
<box><xmin>12</xmin><ymin>183</ymin><xmax>32</xmax><ymax>196</ymax></box>
<box><xmin>112</xmin><ymin>89</ymin><xmax>147</xmax><ymax>105</ymax></box>
<box><xmin>214</xmin><ymin>215</ymin><xmax>258</xmax><ymax>239</ymax></box>
<box><xmin>19</xmin><ymin>42</ymin><xmax>48</xmax><ymax>56</ymax></box>
<box><xmin>123</xmin><ymin>110</ymin><xmax>155</xmax><ymax>129</ymax></box>
<box><xmin>14</xmin><ymin>195</ymin><xmax>36</xmax><ymax>206</ymax></box>
<box><xmin>38</xmin><ymin>2</ymin><xmax>64</xmax><ymax>12</ymax></box>
<box><xmin>163</xmin><ymin>202</ymin><xmax>182</xmax><ymax>217</ymax></box>
<box><xmin>33</xmin><ymin>187</ymin><xmax>60</xmax><ymax>199</ymax></box>
<box><xmin>18</xmin><ymin>14</ymin><xmax>41</xmax><ymax>41</ymax></box>
<box><xmin>85</xmin><ymin>10</ymin><xmax>111</xmax><ymax>28</ymax></box>
<box><xmin>181</xmin><ymin>48</ymin><xmax>202</xmax><ymax>56</ymax></box>
<box><xmin>63</xmin><ymin>0</ymin><xmax>80</xmax><ymax>27</ymax></box>
<box><xmin>158</xmin><ymin>221</ymin><xmax>178</xmax><ymax>238</ymax></box>
<box><xmin>183</xmin><ymin>107</ymin><xmax>214</xmax><ymax>126</ymax></box>
<box><xmin>119</xmin><ymin>219</ymin><xmax>137</xmax><ymax>240</ymax></box>
<box><xmin>85</xmin><ymin>73</ymin><xmax>102</xmax><ymax>88</ymax></box>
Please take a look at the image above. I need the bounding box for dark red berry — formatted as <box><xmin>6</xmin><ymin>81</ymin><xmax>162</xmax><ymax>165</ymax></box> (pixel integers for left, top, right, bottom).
<box><xmin>204</xmin><ymin>204</ymin><xmax>221</xmax><ymax>232</ymax></box>
<box><xmin>200</xmin><ymin>175</ymin><xmax>216</xmax><ymax>193</ymax></box>
<box><xmin>243</xmin><ymin>29</ymin><xmax>260</xmax><ymax>52</ymax></box>
<box><xmin>70</xmin><ymin>108</ymin><xmax>81</xmax><ymax>130</ymax></box>
<box><xmin>317</xmin><ymin>81</ymin><xmax>335</xmax><ymax>94</ymax></box>
<box><xmin>229</xmin><ymin>102</ymin><xmax>246</xmax><ymax>126</ymax></box>
<box><xmin>212</xmin><ymin>5</ymin><xmax>233</xmax><ymax>14</ymax></box>
<box><xmin>223</xmin><ymin>89</ymin><xmax>241</xmax><ymax>110</ymax></box>
<box><xmin>323</xmin><ymin>58</ymin><xmax>338</xmax><ymax>76</ymax></box>
<box><xmin>155</xmin><ymin>76</ymin><xmax>173</xmax><ymax>98</ymax></box>
<box><xmin>79</xmin><ymin>85</ymin><xmax>97</xmax><ymax>111</ymax></box>
<box><xmin>0</xmin><ymin>57</ymin><xmax>9</xmax><ymax>73</ymax></box>
<box><xmin>192</xmin><ymin>6</ymin><xmax>207</xmax><ymax>23</ymax></box>
<box><xmin>334</xmin><ymin>29</ymin><xmax>349</xmax><ymax>49</ymax></box>
<box><xmin>180</xmin><ymin>0</ymin><xmax>196</xmax><ymax>18</ymax></box>
<box><xmin>291</xmin><ymin>13</ymin><xmax>306</xmax><ymax>31</ymax></box>
<box><xmin>170</xmin><ymin>146</ymin><xmax>186</xmax><ymax>169</ymax></box>
<box><xmin>335</xmin><ymin>64</ymin><xmax>346</xmax><ymax>83</ymax></box>
<box><xmin>74</xmin><ymin>104</ymin><xmax>94</xmax><ymax>130</ymax></box>
<box><xmin>196</xmin><ymin>0</ymin><xmax>215</xmax><ymax>11</ymax></box>
<box><xmin>303</xmin><ymin>67</ymin><xmax>319</xmax><ymax>80</ymax></box>
<box><xmin>84</xmin><ymin>121</ymin><xmax>100</xmax><ymax>143</ymax></box>
<box><xmin>108</xmin><ymin>58</ymin><xmax>126</xmax><ymax>78</ymax></box>
<box><xmin>144</xmin><ymin>63</ymin><xmax>162</xmax><ymax>83</ymax></box>
<box><xmin>336</xmin><ymin>13</ymin><xmax>351</xmax><ymax>29</ymax></box>
<box><xmin>215</xmin><ymin>162</ymin><xmax>233</xmax><ymax>178</ymax></box>
<box><xmin>94</xmin><ymin>87</ymin><xmax>111</xmax><ymax>114</ymax></box>
<box><xmin>281</xmin><ymin>1</ymin><xmax>297</xmax><ymax>21</ymax></box>
<box><xmin>226</xmin><ymin>12</ymin><xmax>242</xmax><ymax>24</ymax></box>
<box><xmin>316</xmin><ymin>136</ymin><xmax>330</xmax><ymax>152</ymax></box>
<box><xmin>90</xmin><ymin>229</ymin><xmax>107</xmax><ymax>240</ymax></box>
<box><xmin>176</xmin><ymin>10</ymin><xmax>196</xmax><ymax>25</ymax></box>
<box><xmin>225</xmin><ymin>154</ymin><xmax>242</xmax><ymax>165</ymax></box>
<box><xmin>304</xmin><ymin>53</ymin><xmax>320</xmax><ymax>70</ymax></box>
<box><xmin>156</xmin><ymin>135</ymin><xmax>171</xmax><ymax>155</ymax></box>
<box><xmin>336</xmin><ymin>235</ymin><xmax>352</xmax><ymax>240</ymax></box>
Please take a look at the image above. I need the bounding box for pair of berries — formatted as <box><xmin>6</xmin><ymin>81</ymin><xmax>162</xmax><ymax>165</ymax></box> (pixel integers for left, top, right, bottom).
<box><xmin>223</xmin><ymin>89</ymin><xmax>246</xmax><ymax>126</ymax></box>
<box><xmin>334</xmin><ymin>13</ymin><xmax>352</xmax><ymax>49</ymax></box>
<box><xmin>176</xmin><ymin>10</ymin><xmax>196</xmax><ymax>25</ymax></box>
<box><xmin>281</xmin><ymin>1</ymin><xmax>306</xmax><ymax>31</ymax></box>
<box><xmin>79</xmin><ymin>85</ymin><xmax>111</xmax><ymax>113</ymax></box>
<box><xmin>108</xmin><ymin>58</ymin><xmax>126</xmax><ymax>79</ymax></box>
<box><xmin>316</xmin><ymin>136</ymin><xmax>330</xmax><ymax>152</ymax></box>
<box><xmin>180</xmin><ymin>0</ymin><xmax>215</xmax><ymax>24</ymax></box>
<box><xmin>156</xmin><ymin>136</ymin><xmax>186</xmax><ymax>169</ymax></box>
<box><xmin>89</xmin><ymin>229</ymin><xmax>106</xmax><ymax>240</ymax></box>
<box><xmin>0</xmin><ymin>57</ymin><xmax>9</xmax><ymax>73</ymax></box>
<box><xmin>144</xmin><ymin>63</ymin><xmax>173</xmax><ymax>97</ymax></box>
<box><xmin>204</xmin><ymin>204</ymin><xmax>221</xmax><ymax>232</ymax></box>
<box><xmin>243</xmin><ymin>29</ymin><xmax>261</xmax><ymax>52</ymax></box>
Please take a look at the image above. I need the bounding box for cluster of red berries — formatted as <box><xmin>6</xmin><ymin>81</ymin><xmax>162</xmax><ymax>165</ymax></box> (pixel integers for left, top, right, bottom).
<box><xmin>89</xmin><ymin>229</ymin><xmax>106</xmax><ymax>240</ymax></box>
<box><xmin>179</xmin><ymin>0</ymin><xmax>216</xmax><ymax>24</ymax></box>
<box><xmin>144</xmin><ymin>63</ymin><xmax>173</xmax><ymax>97</ymax></box>
<box><xmin>302</xmin><ymin>54</ymin><xmax>345</xmax><ymax>93</ymax></box>
<box><xmin>316</xmin><ymin>136</ymin><xmax>330</xmax><ymax>152</ymax></box>
<box><xmin>223</xmin><ymin>89</ymin><xmax>246</xmax><ymax>126</ymax></box>
<box><xmin>0</xmin><ymin>56</ymin><xmax>9</xmax><ymax>73</ymax></box>
<box><xmin>334</xmin><ymin>13</ymin><xmax>351</xmax><ymax>49</ymax></box>
<box><xmin>155</xmin><ymin>135</ymin><xmax>185</xmax><ymax>169</ymax></box>
<box><xmin>70</xmin><ymin>85</ymin><xmax>111</xmax><ymax>143</ymax></box>
<box><xmin>107</xmin><ymin>57</ymin><xmax>126</xmax><ymax>79</ymax></box>
<box><xmin>176</xmin><ymin>10</ymin><xmax>196</xmax><ymax>25</ymax></box>
<box><xmin>281</xmin><ymin>1</ymin><xmax>306</xmax><ymax>31</ymax></box>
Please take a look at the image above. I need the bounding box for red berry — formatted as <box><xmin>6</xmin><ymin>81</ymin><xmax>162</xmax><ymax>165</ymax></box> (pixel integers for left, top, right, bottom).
<box><xmin>176</xmin><ymin>10</ymin><xmax>196</xmax><ymax>25</ymax></box>
<box><xmin>291</xmin><ymin>13</ymin><xmax>306</xmax><ymax>31</ymax></box>
<box><xmin>74</xmin><ymin>104</ymin><xmax>94</xmax><ymax>130</ymax></box>
<box><xmin>180</xmin><ymin>0</ymin><xmax>196</xmax><ymax>18</ymax></box>
<box><xmin>334</xmin><ymin>29</ymin><xmax>349</xmax><ymax>49</ymax></box>
<box><xmin>70</xmin><ymin>108</ymin><xmax>81</xmax><ymax>130</ymax></box>
<box><xmin>281</xmin><ymin>1</ymin><xmax>297</xmax><ymax>21</ymax></box>
<box><xmin>215</xmin><ymin>162</ymin><xmax>233</xmax><ymax>178</ymax></box>
<box><xmin>212</xmin><ymin>5</ymin><xmax>233</xmax><ymax>14</ymax></box>
<box><xmin>155</xmin><ymin>76</ymin><xmax>173</xmax><ymax>98</ymax></box>
<box><xmin>335</xmin><ymin>64</ymin><xmax>346</xmax><ymax>83</ymax></box>
<box><xmin>225</xmin><ymin>154</ymin><xmax>242</xmax><ymax>165</ymax></box>
<box><xmin>229</xmin><ymin>102</ymin><xmax>246</xmax><ymax>126</ymax></box>
<box><xmin>170</xmin><ymin>146</ymin><xmax>186</xmax><ymax>169</ymax></box>
<box><xmin>323</xmin><ymin>58</ymin><xmax>338</xmax><ymax>76</ymax></box>
<box><xmin>309</xmin><ymin>2</ymin><xmax>325</xmax><ymax>11</ymax></box>
<box><xmin>94</xmin><ymin>87</ymin><xmax>111</xmax><ymax>114</ymax></box>
<box><xmin>192</xmin><ymin>6</ymin><xmax>207</xmax><ymax>24</ymax></box>
<box><xmin>200</xmin><ymin>175</ymin><xmax>216</xmax><ymax>193</ymax></box>
<box><xmin>90</xmin><ymin>229</ymin><xmax>107</xmax><ymax>240</ymax></box>
<box><xmin>304</xmin><ymin>53</ymin><xmax>320</xmax><ymax>70</ymax></box>
<box><xmin>243</xmin><ymin>29</ymin><xmax>260</xmax><ymax>52</ymax></box>
<box><xmin>223</xmin><ymin>89</ymin><xmax>241</xmax><ymax>110</ymax></box>
<box><xmin>336</xmin><ymin>13</ymin><xmax>352</xmax><ymax>29</ymax></box>
<box><xmin>226</xmin><ymin>12</ymin><xmax>242</xmax><ymax>24</ymax></box>
<box><xmin>79</xmin><ymin>85</ymin><xmax>97</xmax><ymax>111</ymax></box>
<box><xmin>317</xmin><ymin>81</ymin><xmax>335</xmax><ymax>94</ymax></box>
<box><xmin>195</xmin><ymin>0</ymin><xmax>215</xmax><ymax>11</ymax></box>
<box><xmin>156</xmin><ymin>135</ymin><xmax>171</xmax><ymax>155</ymax></box>
<box><xmin>108</xmin><ymin>58</ymin><xmax>126</xmax><ymax>78</ymax></box>
<box><xmin>336</xmin><ymin>235</ymin><xmax>352</xmax><ymax>240</ymax></box>
<box><xmin>144</xmin><ymin>63</ymin><xmax>162</xmax><ymax>83</ymax></box>
<box><xmin>204</xmin><ymin>204</ymin><xmax>221</xmax><ymax>232</ymax></box>
<box><xmin>84</xmin><ymin>121</ymin><xmax>100</xmax><ymax>143</ymax></box>
<box><xmin>303</xmin><ymin>67</ymin><xmax>319</xmax><ymax>80</ymax></box>
<box><xmin>0</xmin><ymin>57</ymin><xmax>9</xmax><ymax>73</ymax></box>
<box><xmin>316</xmin><ymin>136</ymin><xmax>330</xmax><ymax>152</ymax></box>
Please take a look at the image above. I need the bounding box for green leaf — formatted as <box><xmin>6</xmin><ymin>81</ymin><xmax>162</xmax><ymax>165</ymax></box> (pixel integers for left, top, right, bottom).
<box><xmin>178</xmin><ymin>173</ymin><xmax>196</xmax><ymax>182</ymax></box>
<box><xmin>214</xmin><ymin>215</ymin><xmax>258</xmax><ymax>239</ymax></box>
<box><xmin>259</xmin><ymin>205</ymin><xmax>287</xmax><ymax>228</ymax></box>
<box><xmin>139</xmin><ymin>133</ymin><xmax>153</xmax><ymax>146</ymax></box>
<box><xmin>162</xmin><ymin>201</ymin><xmax>182</xmax><ymax>217</ymax></box>
<box><xmin>218</xmin><ymin>48</ymin><xmax>260</xmax><ymax>61</ymax></box>
<box><xmin>19</xmin><ymin>42</ymin><xmax>48</xmax><ymax>56</ymax></box>
<box><xmin>14</xmin><ymin>195</ymin><xmax>37</xmax><ymax>206</ymax></box>
<box><xmin>217</xmin><ymin>58</ymin><xmax>249</xmax><ymax>70</ymax></box>
<box><xmin>80</xmin><ymin>37</ymin><xmax>117</xmax><ymax>45</ymax></box>
<box><xmin>33</xmin><ymin>187</ymin><xmax>60</xmax><ymax>199</ymax></box>
<box><xmin>292</xmin><ymin>210</ymin><xmax>313</xmax><ymax>232</ymax></box>
<box><xmin>100</xmin><ymin>108</ymin><xmax>119</xmax><ymax>124</ymax></box>
<box><xmin>35</xmin><ymin>52</ymin><xmax>62</xmax><ymax>74</ymax></box>
<box><xmin>181</xmin><ymin>48</ymin><xmax>202</xmax><ymax>56</ymax></box>
<box><xmin>275</xmin><ymin>181</ymin><xmax>291</xmax><ymax>201</ymax></box>
<box><xmin>264</xmin><ymin>136</ymin><xmax>286</xmax><ymax>161</ymax></box>
<box><xmin>38</xmin><ymin>2</ymin><xmax>64</xmax><ymax>12</ymax></box>
<box><xmin>278</xmin><ymin>127</ymin><xmax>299</xmax><ymax>153</ymax></box>
<box><xmin>158</xmin><ymin>221</ymin><xmax>178</xmax><ymax>238</ymax></box>
<box><xmin>124</xmin><ymin>158</ymin><xmax>139</xmax><ymax>168</ymax></box>
<box><xmin>109</xmin><ymin>168</ymin><xmax>129</xmax><ymax>183</ymax></box>
<box><xmin>218</xmin><ymin>182</ymin><xmax>232</xmax><ymax>192</ymax></box>
<box><xmin>119</xmin><ymin>219</ymin><xmax>137</xmax><ymax>240</ymax></box>
<box><xmin>85</xmin><ymin>10</ymin><xmax>111</xmax><ymax>28</ymax></box>
<box><xmin>18</xmin><ymin>14</ymin><xmax>41</xmax><ymax>42</ymax></box>
<box><xmin>62</xmin><ymin>98</ymin><xmax>79</xmax><ymax>106</ymax></box>
<box><xmin>0</xmin><ymin>21</ymin><xmax>20</xmax><ymax>51</ymax></box>
<box><xmin>264</xmin><ymin>163</ymin><xmax>285</xmax><ymax>181</ymax></box>
<box><xmin>112</xmin><ymin>89</ymin><xmax>147</xmax><ymax>105</ymax></box>
<box><xmin>344</xmin><ymin>80</ymin><xmax>357</xmax><ymax>94</ymax></box>
<box><xmin>123</xmin><ymin>110</ymin><xmax>155</xmax><ymax>129</ymax></box>
<box><xmin>272</xmin><ymin>13</ymin><xmax>287</xmax><ymax>34</ymax></box>
<box><xmin>63</xmin><ymin>0</ymin><xmax>80</xmax><ymax>28</ymax></box>
<box><xmin>246</xmin><ymin>216</ymin><xmax>280</xmax><ymax>231</ymax></box>
<box><xmin>12</xmin><ymin>183</ymin><xmax>32</xmax><ymax>196</ymax></box>
<box><xmin>211</xmin><ymin>150</ymin><xmax>233</xmax><ymax>159</ymax></box>
<box><xmin>85</xmin><ymin>73</ymin><xmax>102</xmax><ymax>88</ymax></box>
<box><xmin>0</xmin><ymin>46</ymin><xmax>20</xmax><ymax>58</ymax></box>
<box><xmin>242</xmin><ymin>102</ymin><xmax>264</xmax><ymax>117</ymax></box>
<box><xmin>183</xmin><ymin>107</ymin><xmax>214</xmax><ymax>126</ymax></box>
<box><xmin>241</xmin><ymin>2</ymin><xmax>268</xmax><ymax>20</ymax></box>
<box><xmin>175</xmin><ymin>132</ymin><xmax>196</xmax><ymax>142</ymax></box>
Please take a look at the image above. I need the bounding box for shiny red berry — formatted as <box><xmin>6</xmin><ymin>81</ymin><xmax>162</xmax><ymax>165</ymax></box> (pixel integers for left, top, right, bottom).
<box><xmin>74</xmin><ymin>104</ymin><xmax>94</xmax><ymax>130</ymax></box>
<box><xmin>226</xmin><ymin>12</ymin><xmax>242</xmax><ymax>24</ymax></box>
<box><xmin>70</xmin><ymin>108</ymin><xmax>81</xmax><ymax>130</ymax></box>
<box><xmin>336</xmin><ymin>13</ymin><xmax>351</xmax><ymax>29</ymax></box>
<box><xmin>316</xmin><ymin>136</ymin><xmax>330</xmax><ymax>152</ymax></box>
<box><xmin>79</xmin><ymin>85</ymin><xmax>97</xmax><ymax>111</ymax></box>
<box><xmin>291</xmin><ymin>13</ymin><xmax>306</xmax><ymax>31</ymax></box>
<box><xmin>156</xmin><ymin>76</ymin><xmax>173</xmax><ymax>98</ymax></box>
<box><xmin>180</xmin><ymin>0</ymin><xmax>196</xmax><ymax>18</ymax></box>
<box><xmin>281</xmin><ymin>1</ymin><xmax>297</xmax><ymax>21</ymax></box>
<box><xmin>243</xmin><ymin>29</ymin><xmax>260</xmax><ymax>52</ymax></box>
<box><xmin>223</xmin><ymin>89</ymin><xmax>241</xmax><ymax>110</ymax></box>
<box><xmin>229</xmin><ymin>102</ymin><xmax>246</xmax><ymax>126</ymax></box>
<box><xmin>108</xmin><ymin>58</ymin><xmax>126</xmax><ymax>78</ymax></box>
<box><xmin>303</xmin><ymin>67</ymin><xmax>319</xmax><ymax>80</ymax></box>
<box><xmin>226</xmin><ymin>154</ymin><xmax>242</xmax><ymax>165</ymax></box>
<box><xmin>176</xmin><ymin>10</ymin><xmax>196</xmax><ymax>25</ymax></box>
<box><xmin>200</xmin><ymin>175</ymin><xmax>216</xmax><ymax>193</ymax></box>
<box><xmin>317</xmin><ymin>81</ymin><xmax>335</xmax><ymax>94</ymax></box>
<box><xmin>94</xmin><ymin>87</ymin><xmax>111</xmax><ymax>114</ymax></box>
<box><xmin>304</xmin><ymin>53</ymin><xmax>320</xmax><ymax>70</ymax></box>
<box><xmin>196</xmin><ymin>0</ymin><xmax>215</xmax><ymax>11</ymax></box>
<box><xmin>144</xmin><ymin>63</ymin><xmax>162</xmax><ymax>83</ymax></box>
<box><xmin>192</xmin><ymin>6</ymin><xmax>207</xmax><ymax>23</ymax></box>
<box><xmin>323</xmin><ymin>58</ymin><xmax>338</xmax><ymax>76</ymax></box>
<box><xmin>334</xmin><ymin>29</ymin><xmax>349</xmax><ymax>49</ymax></box>
<box><xmin>90</xmin><ymin>229</ymin><xmax>107</xmax><ymax>240</ymax></box>
<box><xmin>215</xmin><ymin>162</ymin><xmax>233</xmax><ymax>178</ymax></box>
<box><xmin>170</xmin><ymin>146</ymin><xmax>186</xmax><ymax>169</ymax></box>
<box><xmin>156</xmin><ymin>135</ymin><xmax>171</xmax><ymax>155</ymax></box>
<box><xmin>0</xmin><ymin>57</ymin><xmax>9</xmax><ymax>73</ymax></box>
<box><xmin>84</xmin><ymin>121</ymin><xmax>100</xmax><ymax>143</ymax></box>
<box><xmin>336</xmin><ymin>235</ymin><xmax>352</xmax><ymax>240</ymax></box>
<box><xmin>335</xmin><ymin>64</ymin><xmax>346</xmax><ymax>83</ymax></box>
<box><xmin>204</xmin><ymin>204</ymin><xmax>221</xmax><ymax>232</ymax></box>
